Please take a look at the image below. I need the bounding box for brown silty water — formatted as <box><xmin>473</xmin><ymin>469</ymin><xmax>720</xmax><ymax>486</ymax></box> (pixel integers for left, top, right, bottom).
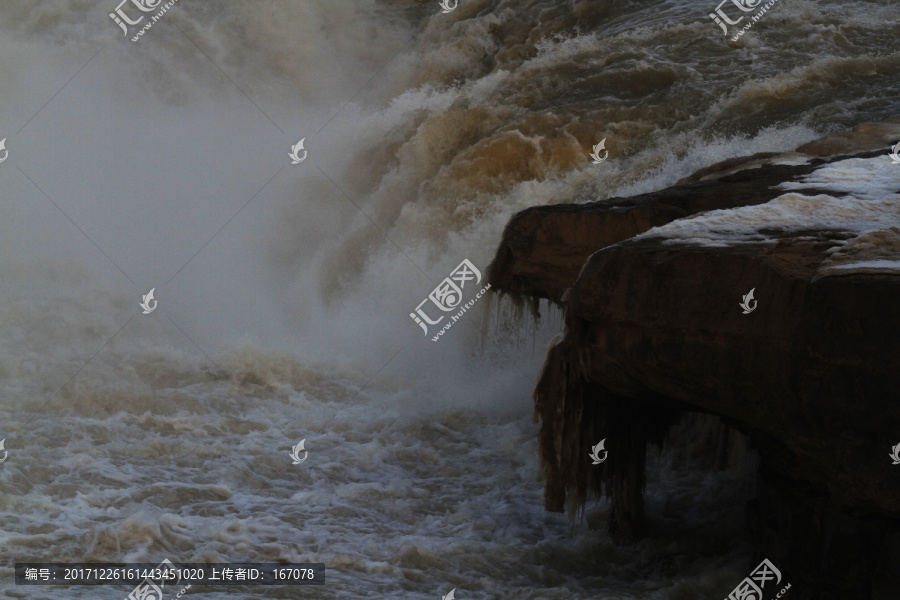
<box><xmin>0</xmin><ymin>0</ymin><xmax>897</xmax><ymax>598</ymax></box>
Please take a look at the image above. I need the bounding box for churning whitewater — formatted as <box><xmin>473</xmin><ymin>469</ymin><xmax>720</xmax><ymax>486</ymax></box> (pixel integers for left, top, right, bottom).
<box><xmin>0</xmin><ymin>0</ymin><xmax>898</xmax><ymax>598</ymax></box>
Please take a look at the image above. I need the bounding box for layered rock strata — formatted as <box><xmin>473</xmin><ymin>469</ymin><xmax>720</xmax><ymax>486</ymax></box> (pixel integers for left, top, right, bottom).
<box><xmin>489</xmin><ymin>123</ymin><xmax>900</xmax><ymax>599</ymax></box>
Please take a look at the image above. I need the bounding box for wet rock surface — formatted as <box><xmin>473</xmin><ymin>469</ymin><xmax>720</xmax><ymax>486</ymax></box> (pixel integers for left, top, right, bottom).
<box><xmin>489</xmin><ymin>130</ymin><xmax>900</xmax><ymax>599</ymax></box>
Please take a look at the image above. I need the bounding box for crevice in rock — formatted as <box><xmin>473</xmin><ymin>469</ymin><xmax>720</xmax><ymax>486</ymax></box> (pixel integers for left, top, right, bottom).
<box><xmin>534</xmin><ymin>324</ymin><xmax>694</xmax><ymax>542</ymax></box>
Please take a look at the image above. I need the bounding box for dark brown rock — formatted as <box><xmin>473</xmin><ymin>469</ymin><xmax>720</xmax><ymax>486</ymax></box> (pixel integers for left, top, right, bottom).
<box><xmin>487</xmin><ymin>152</ymin><xmax>864</xmax><ymax>305</ymax></box>
<box><xmin>490</xmin><ymin>138</ymin><xmax>900</xmax><ymax>599</ymax></box>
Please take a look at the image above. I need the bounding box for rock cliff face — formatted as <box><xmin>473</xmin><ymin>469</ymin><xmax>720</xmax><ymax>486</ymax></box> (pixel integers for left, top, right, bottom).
<box><xmin>488</xmin><ymin>122</ymin><xmax>900</xmax><ymax>599</ymax></box>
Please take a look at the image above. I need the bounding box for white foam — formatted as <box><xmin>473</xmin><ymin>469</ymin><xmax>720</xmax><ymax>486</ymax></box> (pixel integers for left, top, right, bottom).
<box><xmin>824</xmin><ymin>259</ymin><xmax>900</xmax><ymax>271</ymax></box>
<box><xmin>637</xmin><ymin>155</ymin><xmax>900</xmax><ymax>246</ymax></box>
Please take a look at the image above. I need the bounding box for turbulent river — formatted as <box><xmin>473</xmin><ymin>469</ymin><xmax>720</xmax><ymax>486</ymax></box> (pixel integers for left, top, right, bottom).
<box><xmin>0</xmin><ymin>0</ymin><xmax>897</xmax><ymax>598</ymax></box>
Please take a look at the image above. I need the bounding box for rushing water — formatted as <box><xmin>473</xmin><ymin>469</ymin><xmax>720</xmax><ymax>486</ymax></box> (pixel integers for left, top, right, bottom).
<box><xmin>0</xmin><ymin>0</ymin><xmax>897</xmax><ymax>598</ymax></box>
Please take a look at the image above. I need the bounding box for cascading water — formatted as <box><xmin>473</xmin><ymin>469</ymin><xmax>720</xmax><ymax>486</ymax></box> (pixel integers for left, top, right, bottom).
<box><xmin>1</xmin><ymin>0</ymin><xmax>897</xmax><ymax>597</ymax></box>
